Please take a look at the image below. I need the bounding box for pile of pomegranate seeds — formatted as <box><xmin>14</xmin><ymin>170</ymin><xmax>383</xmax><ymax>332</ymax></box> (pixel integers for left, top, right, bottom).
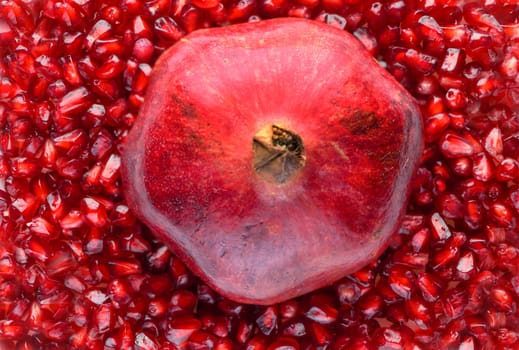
<box><xmin>0</xmin><ymin>0</ymin><xmax>517</xmax><ymax>349</ymax></box>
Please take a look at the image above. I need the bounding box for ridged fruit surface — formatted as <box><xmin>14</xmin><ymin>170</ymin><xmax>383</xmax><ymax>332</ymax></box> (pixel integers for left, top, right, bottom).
<box><xmin>122</xmin><ymin>18</ymin><xmax>423</xmax><ymax>304</ymax></box>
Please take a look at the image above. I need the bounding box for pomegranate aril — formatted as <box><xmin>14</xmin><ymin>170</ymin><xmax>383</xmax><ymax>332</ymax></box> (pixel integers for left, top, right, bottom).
<box><xmin>85</xmin><ymin>19</ymin><xmax>112</xmax><ymax>50</ymax></box>
<box><xmin>146</xmin><ymin>296</ymin><xmax>168</xmax><ymax>318</ymax></box>
<box><xmin>489</xmin><ymin>202</ymin><xmax>514</xmax><ymax>227</ymax></box>
<box><xmin>132</xmin><ymin>38</ymin><xmax>155</xmax><ymax>62</ymax></box>
<box><xmin>388</xmin><ymin>266</ymin><xmax>415</xmax><ymax>299</ymax></box>
<box><xmin>188</xmin><ymin>330</ymin><xmax>218</xmax><ymax>349</ymax></box>
<box><xmin>489</xmin><ymin>288</ymin><xmax>515</xmax><ymax>313</ymax></box>
<box><xmin>310</xmin><ymin>322</ymin><xmax>331</xmax><ymax>346</ymax></box>
<box><xmin>499</xmin><ymin>52</ymin><xmax>518</xmax><ymax>80</ymax></box>
<box><xmin>96</xmin><ymin>54</ymin><xmax>125</xmax><ymax>80</ymax></box>
<box><xmin>0</xmin><ymin>320</ymin><xmax>26</xmax><ymax>340</ymax></box>
<box><xmin>356</xmin><ymin>292</ymin><xmax>383</xmax><ymax>319</ymax></box>
<box><xmin>166</xmin><ymin>316</ymin><xmax>202</xmax><ymax>345</ymax></box>
<box><xmin>93</xmin><ymin>303</ymin><xmax>115</xmax><ymax>334</ymax></box>
<box><xmin>404</xmin><ymin>48</ymin><xmax>438</xmax><ymax>74</ymax></box>
<box><xmin>154</xmin><ymin>16</ymin><xmax>184</xmax><ymax>42</ymax></box>
<box><xmin>228</xmin><ymin>0</ymin><xmax>258</xmax><ymax>22</ymax></box>
<box><xmin>169</xmin><ymin>289</ymin><xmax>197</xmax><ymax>315</ymax></box>
<box><xmin>439</xmin><ymin>131</ymin><xmax>475</xmax><ymax>158</ymax></box>
<box><xmin>57</xmin><ymin>87</ymin><xmax>92</xmax><ymax>117</ymax></box>
<box><xmin>256</xmin><ymin>306</ymin><xmax>278</xmax><ymax>335</ymax></box>
<box><xmin>353</xmin><ymin>28</ymin><xmax>379</xmax><ymax>56</ymax></box>
<box><xmin>372</xmin><ymin>327</ymin><xmax>409</xmax><ymax>349</ymax></box>
<box><xmin>108</xmin><ymin>258</ymin><xmax>142</xmax><ymax>276</ymax></box>
<box><xmin>169</xmin><ymin>255</ymin><xmax>194</xmax><ymax>288</ymax></box>
<box><xmin>440</xmin><ymin>287</ymin><xmax>468</xmax><ymax>321</ymax></box>
<box><xmin>336</xmin><ymin>278</ymin><xmax>361</xmax><ymax>304</ymax></box>
<box><xmin>417</xmin><ymin>273</ymin><xmax>443</xmax><ymax>302</ymax></box>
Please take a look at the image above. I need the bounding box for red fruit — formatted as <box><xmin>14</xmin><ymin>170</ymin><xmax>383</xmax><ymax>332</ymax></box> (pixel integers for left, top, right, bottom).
<box><xmin>122</xmin><ymin>18</ymin><xmax>422</xmax><ymax>304</ymax></box>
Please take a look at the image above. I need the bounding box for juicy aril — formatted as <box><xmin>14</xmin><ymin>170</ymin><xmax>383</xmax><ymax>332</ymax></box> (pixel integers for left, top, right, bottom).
<box><xmin>122</xmin><ymin>18</ymin><xmax>423</xmax><ymax>304</ymax></box>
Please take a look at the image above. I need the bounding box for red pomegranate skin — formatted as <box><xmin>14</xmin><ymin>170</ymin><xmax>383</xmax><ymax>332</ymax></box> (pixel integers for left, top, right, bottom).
<box><xmin>122</xmin><ymin>18</ymin><xmax>423</xmax><ymax>304</ymax></box>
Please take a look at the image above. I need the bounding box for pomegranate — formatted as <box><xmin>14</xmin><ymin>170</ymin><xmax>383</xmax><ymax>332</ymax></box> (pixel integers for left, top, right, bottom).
<box><xmin>122</xmin><ymin>18</ymin><xmax>423</xmax><ymax>304</ymax></box>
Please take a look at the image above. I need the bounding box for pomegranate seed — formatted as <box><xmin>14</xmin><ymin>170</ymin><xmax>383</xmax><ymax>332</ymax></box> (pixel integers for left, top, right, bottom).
<box><xmin>430</xmin><ymin>212</ymin><xmax>451</xmax><ymax>241</ymax></box>
<box><xmin>147</xmin><ymin>296</ymin><xmax>169</xmax><ymax>318</ymax></box>
<box><xmin>166</xmin><ymin>316</ymin><xmax>202</xmax><ymax>345</ymax></box>
<box><xmin>256</xmin><ymin>306</ymin><xmax>278</xmax><ymax>335</ymax></box>
<box><xmin>439</xmin><ymin>131</ymin><xmax>475</xmax><ymax>158</ymax></box>
<box><xmin>132</xmin><ymin>38</ymin><xmax>155</xmax><ymax>62</ymax></box>
<box><xmin>388</xmin><ymin>266</ymin><xmax>415</xmax><ymax>299</ymax></box>
<box><xmin>46</xmin><ymin>249</ymin><xmax>76</xmax><ymax>276</ymax></box>
<box><xmin>464</xmin><ymin>3</ymin><xmax>504</xmax><ymax>39</ymax></box>
<box><xmin>356</xmin><ymin>292</ymin><xmax>383</xmax><ymax>319</ymax></box>
<box><xmin>489</xmin><ymin>202</ymin><xmax>514</xmax><ymax>227</ymax></box>
<box><xmin>417</xmin><ymin>272</ymin><xmax>443</xmax><ymax>302</ymax></box>
<box><xmin>96</xmin><ymin>54</ymin><xmax>125</xmax><ymax>79</ymax></box>
<box><xmin>57</xmin><ymin>87</ymin><xmax>92</xmax><ymax>117</ymax></box>
<box><xmin>404</xmin><ymin>49</ymin><xmax>438</xmax><ymax>74</ymax></box>
<box><xmin>0</xmin><ymin>320</ymin><xmax>26</xmax><ymax>340</ymax></box>
<box><xmin>94</xmin><ymin>304</ymin><xmax>116</xmax><ymax>334</ymax></box>
<box><xmin>169</xmin><ymin>290</ymin><xmax>197</xmax><ymax>315</ymax></box>
<box><xmin>489</xmin><ymin>288</ymin><xmax>515</xmax><ymax>313</ymax></box>
<box><xmin>108</xmin><ymin>258</ymin><xmax>142</xmax><ymax>276</ymax></box>
<box><xmin>440</xmin><ymin>287</ymin><xmax>468</xmax><ymax>321</ymax></box>
<box><xmin>154</xmin><ymin>16</ymin><xmax>184</xmax><ymax>42</ymax></box>
<box><xmin>85</xmin><ymin>19</ymin><xmax>112</xmax><ymax>50</ymax></box>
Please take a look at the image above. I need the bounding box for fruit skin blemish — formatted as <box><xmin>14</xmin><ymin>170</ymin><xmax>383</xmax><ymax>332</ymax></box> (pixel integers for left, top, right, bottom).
<box><xmin>122</xmin><ymin>18</ymin><xmax>423</xmax><ymax>304</ymax></box>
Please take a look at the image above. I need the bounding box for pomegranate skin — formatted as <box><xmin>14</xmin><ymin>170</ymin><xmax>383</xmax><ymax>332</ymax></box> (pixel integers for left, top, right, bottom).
<box><xmin>122</xmin><ymin>18</ymin><xmax>423</xmax><ymax>304</ymax></box>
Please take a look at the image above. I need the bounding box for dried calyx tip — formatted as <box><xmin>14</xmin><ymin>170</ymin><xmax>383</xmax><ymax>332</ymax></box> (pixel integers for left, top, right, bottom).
<box><xmin>252</xmin><ymin>124</ymin><xmax>306</xmax><ymax>184</ymax></box>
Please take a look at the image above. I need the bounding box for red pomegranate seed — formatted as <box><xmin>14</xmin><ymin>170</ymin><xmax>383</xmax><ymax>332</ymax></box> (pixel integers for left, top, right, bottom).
<box><xmin>81</xmin><ymin>197</ymin><xmax>108</xmax><ymax>228</ymax></box>
<box><xmin>356</xmin><ymin>292</ymin><xmax>383</xmax><ymax>319</ymax></box>
<box><xmin>489</xmin><ymin>288</ymin><xmax>515</xmax><ymax>312</ymax></box>
<box><xmin>439</xmin><ymin>131</ymin><xmax>475</xmax><ymax>158</ymax></box>
<box><xmin>154</xmin><ymin>16</ymin><xmax>184</xmax><ymax>42</ymax></box>
<box><xmin>267</xmin><ymin>337</ymin><xmax>299</xmax><ymax>350</ymax></box>
<box><xmin>131</xmin><ymin>63</ymin><xmax>152</xmax><ymax>95</ymax></box>
<box><xmin>310</xmin><ymin>322</ymin><xmax>331</xmax><ymax>346</ymax></box>
<box><xmin>472</xmin><ymin>152</ymin><xmax>494</xmax><ymax>182</ymax></box>
<box><xmin>430</xmin><ymin>212</ymin><xmax>451</xmax><ymax>241</ymax></box>
<box><xmin>305</xmin><ymin>298</ymin><xmax>338</xmax><ymax>325</ymax></box>
<box><xmin>166</xmin><ymin>316</ymin><xmax>202</xmax><ymax>345</ymax></box>
<box><xmin>96</xmin><ymin>54</ymin><xmax>125</xmax><ymax>79</ymax></box>
<box><xmin>46</xmin><ymin>249</ymin><xmax>76</xmax><ymax>276</ymax></box>
<box><xmin>417</xmin><ymin>15</ymin><xmax>444</xmax><ymax>43</ymax></box>
<box><xmin>94</xmin><ymin>304</ymin><xmax>116</xmax><ymax>334</ymax></box>
<box><xmin>336</xmin><ymin>278</ymin><xmax>362</xmax><ymax>304</ymax></box>
<box><xmin>404</xmin><ymin>49</ymin><xmax>438</xmax><ymax>74</ymax></box>
<box><xmin>489</xmin><ymin>202</ymin><xmax>514</xmax><ymax>227</ymax></box>
<box><xmin>0</xmin><ymin>320</ymin><xmax>26</xmax><ymax>340</ymax></box>
<box><xmin>372</xmin><ymin>327</ymin><xmax>408</xmax><ymax>349</ymax></box>
<box><xmin>85</xmin><ymin>19</ymin><xmax>112</xmax><ymax>50</ymax></box>
<box><xmin>147</xmin><ymin>296</ymin><xmax>169</xmax><ymax>318</ymax></box>
<box><xmin>132</xmin><ymin>38</ymin><xmax>155</xmax><ymax>62</ymax></box>
<box><xmin>108</xmin><ymin>258</ymin><xmax>142</xmax><ymax>276</ymax></box>
<box><xmin>0</xmin><ymin>18</ymin><xmax>14</xmax><ymax>45</ymax></box>
<box><xmin>417</xmin><ymin>272</ymin><xmax>443</xmax><ymax>302</ymax></box>
<box><xmin>499</xmin><ymin>52</ymin><xmax>518</xmax><ymax>79</ymax></box>
<box><xmin>169</xmin><ymin>290</ymin><xmax>197</xmax><ymax>315</ymax></box>
<box><xmin>388</xmin><ymin>266</ymin><xmax>415</xmax><ymax>299</ymax></box>
<box><xmin>440</xmin><ymin>287</ymin><xmax>468</xmax><ymax>321</ymax></box>
<box><xmin>57</xmin><ymin>87</ymin><xmax>92</xmax><ymax>117</ymax></box>
<box><xmin>256</xmin><ymin>306</ymin><xmax>278</xmax><ymax>335</ymax></box>
<box><xmin>464</xmin><ymin>3</ymin><xmax>503</xmax><ymax>38</ymax></box>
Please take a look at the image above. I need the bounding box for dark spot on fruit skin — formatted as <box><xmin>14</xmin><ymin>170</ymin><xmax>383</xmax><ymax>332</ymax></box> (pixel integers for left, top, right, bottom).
<box><xmin>341</xmin><ymin>111</ymin><xmax>380</xmax><ymax>135</ymax></box>
<box><xmin>170</xmin><ymin>94</ymin><xmax>198</xmax><ymax>118</ymax></box>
